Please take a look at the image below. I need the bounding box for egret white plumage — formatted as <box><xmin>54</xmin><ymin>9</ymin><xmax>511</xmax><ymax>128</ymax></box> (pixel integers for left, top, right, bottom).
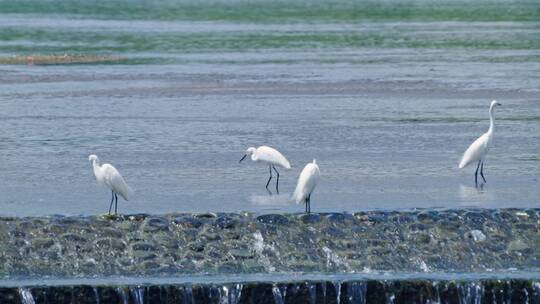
<box><xmin>292</xmin><ymin>159</ymin><xmax>320</xmax><ymax>213</ymax></box>
<box><xmin>89</xmin><ymin>154</ymin><xmax>132</xmax><ymax>215</ymax></box>
<box><xmin>458</xmin><ymin>100</ymin><xmax>502</xmax><ymax>186</ymax></box>
<box><xmin>239</xmin><ymin>146</ymin><xmax>291</xmax><ymax>193</ymax></box>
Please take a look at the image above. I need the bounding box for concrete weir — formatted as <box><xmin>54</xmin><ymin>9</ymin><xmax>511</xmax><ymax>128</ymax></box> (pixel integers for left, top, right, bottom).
<box><xmin>0</xmin><ymin>209</ymin><xmax>538</xmax><ymax>302</ymax></box>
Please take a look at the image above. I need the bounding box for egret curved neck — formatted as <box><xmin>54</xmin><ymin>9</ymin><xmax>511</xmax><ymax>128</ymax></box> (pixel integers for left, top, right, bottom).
<box><xmin>91</xmin><ymin>160</ymin><xmax>101</xmax><ymax>173</ymax></box>
<box><xmin>488</xmin><ymin>105</ymin><xmax>495</xmax><ymax>134</ymax></box>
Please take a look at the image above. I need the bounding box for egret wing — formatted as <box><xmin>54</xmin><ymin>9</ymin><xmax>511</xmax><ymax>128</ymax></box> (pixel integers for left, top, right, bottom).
<box><xmin>257</xmin><ymin>146</ymin><xmax>291</xmax><ymax>169</ymax></box>
<box><xmin>459</xmin><ymin>133</ymin><xmax>489</xmax><ymax>169</ymax></box>
<box><xmin>102</xmin><ymin>164</ymin><xmax>132</xmax><ymax>200</ymax></box>
<box><xmin>292</xmin><ymin>162</ymin><xmax>320</xmax><ymax>203</ymax></box>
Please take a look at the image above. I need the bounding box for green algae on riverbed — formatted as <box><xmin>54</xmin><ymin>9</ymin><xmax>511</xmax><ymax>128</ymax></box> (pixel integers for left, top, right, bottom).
<box><xmin>0</xmin><ymin>209</ymin><xmax>538</xmax><ymax>278</ymax></box>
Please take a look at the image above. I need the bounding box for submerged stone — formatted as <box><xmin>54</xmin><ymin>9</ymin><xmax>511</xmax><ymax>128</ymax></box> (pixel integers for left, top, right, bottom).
<box><xmin>300</xmin><ymin>213</ymin><xmax>322</xmax><ymax>224</ymax></box>
<box><xmin>143</xmin><ymin>217</ymin><xmax>169</xmax><ymax>232</ymax></box>
<box><xmin>172</xmin><ymin>216</ymin><xmax>203</xmax><ymax>229</ymax></box>
<box><xmin>256</xmin><ymin>214</ymin><xmax>288</xmax><ymax>225</ymax></box>
<box><xmin>0</xmin><ymin>209</ymin><xmax>537</xmax><ymax>277</ymax></box>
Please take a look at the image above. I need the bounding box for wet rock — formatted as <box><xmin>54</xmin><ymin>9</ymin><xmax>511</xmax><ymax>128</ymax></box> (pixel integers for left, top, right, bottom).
<box><xmin>155</xmin><ymin>234</ymin><xmax>179</xmax><ymax>249</ymax></box>
<box><xmin>229</xmin><ymin>248</ymin><xmax>253</xmax><ymax>259</ymax></box>
<box><xmin>127</xmin><ymin>214</ymin><xmax>149</xmax><ymax>221</ymax></box>
<box><xmin>188</xmin><ymin>241</ymin><xmax>205</xmax><ymax>252</ymax></box>
<box><xmin>101</xmin><ymin>227</ymin><xmax>123</xmax><ymax>238</ymax></box>
<box><xmin>256</xmin><ymin>214</ymin><xmax>288</xmax><ymax>225</ymax></box>
<box><xmin>131</xmin><ymin>242</ymin><xmax>157</xmax><ymax>252</ymax></box>
<box><xmin>215</xmin><ymin>216</ymin><xmax>238</xmax><ymax>229</ymax></box>
<box><xmin>196</xmin><ymin>213</ymin><xmax>217</xmax><ymax>219</ymax></box>
<box><xmin>61</xmin><ymin>233</ymin><xmax>87</xmax><ymax>242</ymax></box>
<box><xmin>321</xmin><ymin>226</ymin><xmax>346</xmax><ymax>238</ymax></box>
<box><xmin>300</xmin><ymin>213</ymin><xmax>322</xmax><ymax>224</ymax></box>
<box><xmin>409</xmin><ymin>223</ymin><xmax>427</xmax><ymax>231</ymax></box>
<box><xmin>200</xmin><ymin>232</ymin><xmax>221</xmax><ymax>241</ymax></box>
<box><xmin>131</xmin><ymin>251</ymin><xmax>158</xmax><ymax>260</ymax></box>
<box><xmin>465</xmin><ymin>230</ymin><xmax>486</xmax><ymax>242</ymax></box>
<box><xmin>326</xmin><ymin>213</ymin><xmax>353</xmax><ymax>223</ymax></box>
<box><xmin>413</xmin><ymin>233</ymin><xmax>432</xmax><ymax>244</ymax></box>
<box><xmin>47</xmin><ymin>224</ymin><xmax>67</xmax><ymax>234</ymax></box>
<box><xmin>217</xmin><ymin>262</ymin><xmax>241</xmax><ymax>273</ymax></box>
<box><xmin>0</xmin><ymin>209</ymin><xmax>537</xmax><ymax>277</ymax></box>
<box><xmin>141</xmin><ymin>260</ymin><xmax>160</xmax><ymax>270</ymax></box>
<box><xmin>507</xmin><ymin>240</ymin><xmax>529</xmax><ymax>252</ymax></box>
<box><xmin>95</xmin><ymin>238</ymin><xmax>126</xmax><ymax>250</ymax></box>
<box><xmin>32</xmin><ymin>238</ymin><xmax>54</xmax><ymax>249</ymax></box>
<box><xmin>172</xmin><ymin>216</ymin><xmax>203</xmax><ymax>229</ymax></box>
<box><xmin>143</xmin><ymin>217</ymin><xmax>169</xmax><ymax>232</ymax></box>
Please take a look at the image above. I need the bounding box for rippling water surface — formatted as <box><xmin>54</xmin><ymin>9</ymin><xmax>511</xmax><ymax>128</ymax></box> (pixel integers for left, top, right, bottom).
<box><xmin>0</xmin><ymin>0</ymin><xmax>539</xmax><ymax>216</ymax></box>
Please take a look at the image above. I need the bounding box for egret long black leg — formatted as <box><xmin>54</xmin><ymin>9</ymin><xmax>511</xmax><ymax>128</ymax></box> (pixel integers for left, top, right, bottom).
<box><xmin>474</xmin><ymin>160</ymin><xmax>481</xmax><ymax>187</ymax></box>
<box><xmin>305</xmin><ymin>199</ymin><xmax>308</xmax><ymax>213</ymax></box>
<box><xmin>108</xmin><ymin>191</ymin><xmax>114</xmax><ymax>215</ymax></box>
<box><xmin>307</xmin><ymin>195</ymin><xmax>311</xmax><ymax>214</ymax></box>
<box><xmin>114</xmin><ymin>193</ymin><xmax>118</xmax><ymax>215</ymax></box>
<box><xmin>265</xmin><ymin>165</ymin><xmax>273</xmax><ymax>192</ymax></box>
<box><xmin>480</xmin><ymin>161</ymin><xmax>486</xmax><ymax>183</ymax></box>
<box><xmin>273</xmin><ymin>166</ymin><xmax>280</xmax><ymax>194</ymax></box>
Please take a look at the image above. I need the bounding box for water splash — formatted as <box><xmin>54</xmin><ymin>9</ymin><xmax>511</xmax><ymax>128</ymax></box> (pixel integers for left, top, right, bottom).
<box><xmin>252</xmin><ymin>231</ymin><xmax>276</xmax><ymax>272</ymax></box>
<box><xmin>18</xmin><ymin>288</ymin><xmax>35</xmax><ymax>304</ymax></box>
<box><xmin>322</xmin><ymin>246</ymin><xmax>349</xmax><ymax>270</ymax></box>
<box><xmin>272</xmin><ymin>284</ymin><xmax>284</xmax><ymax>304</ymax></box>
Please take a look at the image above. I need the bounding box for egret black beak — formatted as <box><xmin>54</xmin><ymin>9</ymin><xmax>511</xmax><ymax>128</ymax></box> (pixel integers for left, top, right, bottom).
<box><xmin>239</xmin><ymin>154</ymin><xmax>247</xmax><ymax>163</ymax></box>
<box><xmin>497</xmin><ymin>102</ymin><xmax>502</xmax><ymax>106</ymax></box>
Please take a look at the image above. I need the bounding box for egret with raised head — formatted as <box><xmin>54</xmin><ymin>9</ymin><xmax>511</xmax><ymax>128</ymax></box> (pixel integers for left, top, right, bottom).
<box><xmin>239</xmin><ymin>146</ymin><xmax>291</xmax><ymax>194</ymax></box>
<box><xmin>458</xmin><ymin>100</ymin><xmax>502</xmax><ymax>186</ymax></box>
<box><xmin>292</xmin><ymin>159</ymin><xmax>320</xmax><ymax>213</ymax></box>
<box><xmin>89</xmin><ymin>154</ymin><xmax>132</xmax><ymax>215</ymax></box>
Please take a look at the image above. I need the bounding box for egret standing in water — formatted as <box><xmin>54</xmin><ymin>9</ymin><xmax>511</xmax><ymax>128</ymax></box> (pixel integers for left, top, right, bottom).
<box><xmin>292</xmin><ymin>159</ymin><xmax>320</xmax><ymax>213</ymax></box>
<box><xmin>89</xmin><ymin>154</ymin><xmax>132</xmax><ymax>215</ymax></box>
<box><xmin>239</xmin><ymin>146</ymin><xmax>291</xmax><ymax>194</ymax></box>
<box><xmin>459</xmin><ymin>100</ymin><xmax>502</xmax><ymax>186</ymax></box>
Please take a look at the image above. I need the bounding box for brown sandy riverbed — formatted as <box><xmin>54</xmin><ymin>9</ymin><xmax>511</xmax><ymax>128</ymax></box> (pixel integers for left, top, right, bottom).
<box><xmin>0</xmin><ymin>54</ymin><xmax>123</xmax><ymax>65</ymax></box>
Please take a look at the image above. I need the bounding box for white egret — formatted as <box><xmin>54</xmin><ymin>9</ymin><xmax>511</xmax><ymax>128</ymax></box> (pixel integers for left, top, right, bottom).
<box><xmin>291</xmin><ymin>159</ymin><xmax>320</xmax><ymax>213</ymax></box>
<box><xmin>89</xmin><ymin>154</ymin><xmax>132</xmax><ymax>215</ymax></box>
<box><xmin>458</xmin><ymin>100</ymin><xmax>502</xmax><ymax>186</ymax></box>
<box><xmin>239</xmin><ymin>146</ymin><xmax>291</xmax><ymax>194</ymax></box>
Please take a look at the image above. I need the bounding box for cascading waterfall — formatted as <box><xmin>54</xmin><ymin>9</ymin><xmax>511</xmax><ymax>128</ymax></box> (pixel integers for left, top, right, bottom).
<box><xmin>308</xmin><ymin>282</ymin><xmax>317</xmax><ymax>304</ymax></box>
<box><xmin>9</xmin><ymin>280</ymin><xmax>540</xmax><ymax>304</ymax></box>
<box><xmin>347</xmin><ymin>281</ymin><xmax>367</xmax><ymax>304</ymax></box>
<box><xmin>93</xmin><ymin>287</ymin><xmax>100</xmax><ymax>304</ymax></box>
<box><xmin>457</xmin><ymin>282</ymin><xmax>484</xmax><ymax>304</ymax></box>
<box><xmin>334</xmin><ymin>281</ymin><xmax>342</xmax><ymax>304</ymax></box>
<box><xmin>115</xmin><ymin>287</ymin><xmax>129</xmax><ymax>304</ymax></box>
<box><xmin>18</xmin><ymin>288</ymin><xmax>35</xmax><ymax>304</ymax></box>
<box><xmin>130</xmin><ymin>286</ymin><xmax>145</xmax><ymax>304</ymax></box>
<box><xmin>272</xmin><ymin>284</ymin><xmax>284</xmax><ymax>304</ymax></box>
<box><xmin>182</xmin><ymin>285</ymin><xmax>194</xmax><ymax>304</ymax></box>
